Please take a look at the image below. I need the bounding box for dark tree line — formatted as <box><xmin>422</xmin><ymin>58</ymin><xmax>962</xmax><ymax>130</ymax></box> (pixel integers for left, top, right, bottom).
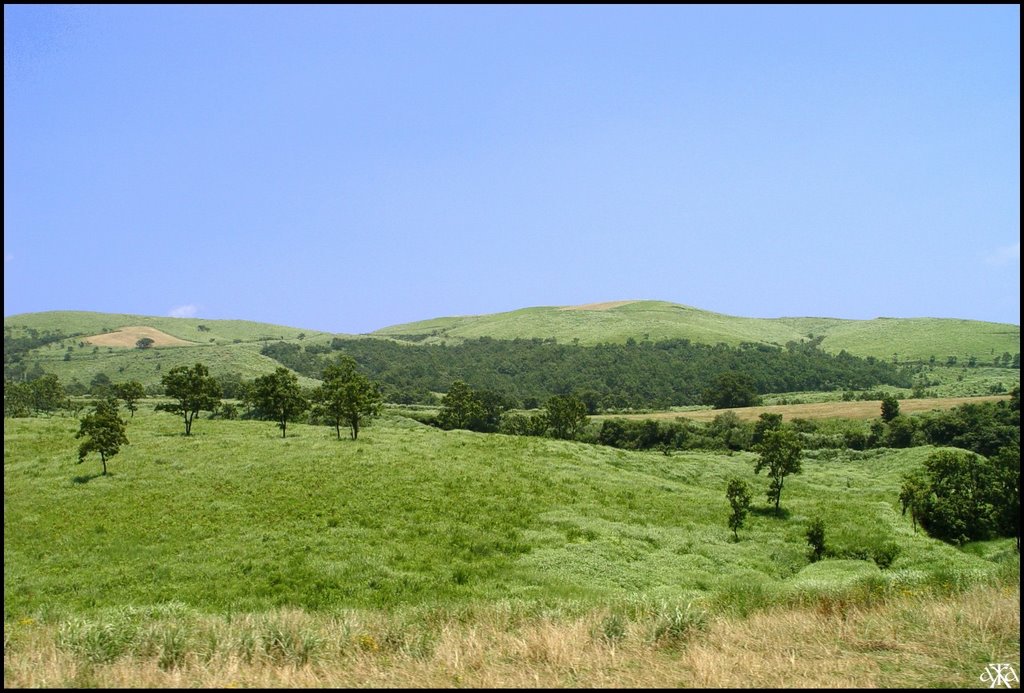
<box><xmin>262</xmin><ymin>336</ymin><xmax>912</xmax><ymax>410</ymax></box>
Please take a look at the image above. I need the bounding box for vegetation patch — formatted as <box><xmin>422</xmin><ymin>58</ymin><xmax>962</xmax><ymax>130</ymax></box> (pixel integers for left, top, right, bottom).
<box><xmin>84</xmin><ymin>327</ymin><xmax>194</xmax><ymax>349</ymax></box>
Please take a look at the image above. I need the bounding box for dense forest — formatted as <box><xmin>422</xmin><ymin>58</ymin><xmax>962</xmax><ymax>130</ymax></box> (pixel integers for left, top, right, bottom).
<box><xmin>261</xmin><ymin>335</ymin><xmax>914</xmax><ymax>409</ymax></box>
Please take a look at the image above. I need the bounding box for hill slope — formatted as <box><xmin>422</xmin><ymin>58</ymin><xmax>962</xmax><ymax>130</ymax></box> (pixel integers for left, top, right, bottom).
<box><xmin>4</xmin><ymin>411</ymin><xmax>1011</xmax><ymax>616</ymax></box>
<box><xmin>372</xmin><ymin>299</ymin><xmax>1020</xmax><ymax>362</ymax></box>
<box><xmin>5</xmin><ymin>303</ymin><xmax>1019</xmax><ymax>392</ymax></box>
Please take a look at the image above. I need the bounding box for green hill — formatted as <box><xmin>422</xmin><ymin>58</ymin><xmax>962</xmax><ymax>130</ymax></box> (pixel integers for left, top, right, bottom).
<box><xmin>4</xmin><ymin>411</ymin><xmax>1013</xmax><ymax>617</ymax></box>
<box><xmin>372</xmin><ymin>299</ymin><xmax>1020</xmax><ymax>363</ymax></box>
<box><xmin>3</xmin><ymin>311</ymin><xmax>342</xmax><ymax>389</ymax></box>
<box><xmin>5</xmin><ymin>304</ymin><xmax>1019</xmax><ymax>393</ymax></box>
<box><xmin>4</xmin><ymin>384</ymin><xmax>1019</xmax><ymax>687</ymax></box>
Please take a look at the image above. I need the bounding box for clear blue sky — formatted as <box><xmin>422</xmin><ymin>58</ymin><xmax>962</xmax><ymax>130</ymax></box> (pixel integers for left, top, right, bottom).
<box><xmin>4</xmin><ymin>5</ymin><xmax>1020</xmax><ymax>334</ymax></box>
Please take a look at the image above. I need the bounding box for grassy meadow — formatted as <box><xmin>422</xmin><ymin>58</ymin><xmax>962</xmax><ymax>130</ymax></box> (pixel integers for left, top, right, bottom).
<box><xmin>372</xmin><ymin>299</ymin><xmax>1020</xmax><ymax>362</ymax></box>
<box><xmin>4</xmin><ymin>405</ymin><xmax>1019</xmax><ymax>686</ymax></box>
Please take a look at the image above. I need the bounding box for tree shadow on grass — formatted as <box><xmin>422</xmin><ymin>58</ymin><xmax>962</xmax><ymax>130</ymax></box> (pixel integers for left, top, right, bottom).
<box><xmin>750</xmin><ymin>506</ymin><xmax>791</xmax><ymax>520</ymax></box>
<box><xmin>72</xmin><ymin>472</ymin><xmax>106</xmax><ymax>484</ymax></box>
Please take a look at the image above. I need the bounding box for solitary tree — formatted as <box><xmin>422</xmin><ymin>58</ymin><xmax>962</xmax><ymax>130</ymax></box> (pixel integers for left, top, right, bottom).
<box><xmin>544</xmin><ymin>394</ymin><xmax>589</xmax><ymax>440</ymax></box>
<box><xmin>806</xmin><ymin>517</ymin><xmax>827</xmax><ymax>562</ymax></box>
<box><xmin>754</xmin><ymin>428</ymin><xmax>803</xmax><ymax>513</ymax></box>
<box><xmin>136</xmin><ymin>337</ymin><xmax>155</xmax><ymax>349</ymax></box>
<box><xmin>156</xmin><ymin>363</ymin><xmax>222</xmax><ymax>435</ymax></box>
<box><xmin>880</xmin><ymin>394</ymin><xmax>900</xmax><ymax>422</ymax></box>
<box><xmin>113</xmin><ymin>380</ymin><xmax>146</xmax><ymax>417</ymax></box>
<box><xmin>251</xmin><ymin>367</ymin><xmax>309</xmax><ymax>438</ymax></box>
<box><xmin>312</xmin><ymin>357</ymin><xmax>382</xmax><ymax>440</ymax></box>
<box><xmin>725</xmin><ymin>477</ymin><xmax>752</xmax><ymax>540</ymax></box>
<box><xmin>76</xmin><ymin>397</ymin><xmax>129</xmax><ymax>475</ymax></box>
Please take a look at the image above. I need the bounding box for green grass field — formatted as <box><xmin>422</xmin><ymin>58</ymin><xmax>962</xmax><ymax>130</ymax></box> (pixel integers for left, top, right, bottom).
<box><xmin>3</xmin><ymin>310</ymin><xmax>336</xmax><ymax>344</ymax></box>
<box><xmin>372</xmin><ymin>299</ymin><xmax>1020</xmax><ymax>362</ymax></box>
<box><xmin>4</xmin><ymin>406</ymin><xmax>1018</xmax><ymax>686</ymax></box>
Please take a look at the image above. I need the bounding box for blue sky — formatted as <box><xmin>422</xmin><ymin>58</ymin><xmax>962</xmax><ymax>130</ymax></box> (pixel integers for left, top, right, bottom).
<box><xmin>4</xmin><ymin>5</ymin><xmax>1020</xmax><ymax>334</ymax></box>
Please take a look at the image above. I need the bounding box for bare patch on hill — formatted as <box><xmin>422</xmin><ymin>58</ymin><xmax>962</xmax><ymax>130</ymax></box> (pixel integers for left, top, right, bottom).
<box><xmin>559</xmin><ymin>300</ymin><xmax>639</xmax><ymax>311</ymax></box>
<box><xmin>85</xmin><ymin>326</ymin><xmax>194</xmax><ymax>348</ymax></box>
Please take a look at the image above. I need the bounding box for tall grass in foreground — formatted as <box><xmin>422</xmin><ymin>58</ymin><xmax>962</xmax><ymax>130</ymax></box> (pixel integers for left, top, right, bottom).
<box><xmin>5</xmin><ymin>580</ymin><xmax>1018</xmax><ymax>688</ymax></box>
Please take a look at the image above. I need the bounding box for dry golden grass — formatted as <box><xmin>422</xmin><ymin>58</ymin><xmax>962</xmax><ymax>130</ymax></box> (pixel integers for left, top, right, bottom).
<box><xmin>596</xmin><ymin>395</ymin><xmax>1012</xmax><ymax>424</ymax></box>
<box><xmin>84</xmin><ymin>326</ymin><xmax>194</xmax><ymax>348</ymax></box>
<box><xmin>5</xmin><ymin>583</ymin><xmax>1017</xmax><ymax>688</ymax></box>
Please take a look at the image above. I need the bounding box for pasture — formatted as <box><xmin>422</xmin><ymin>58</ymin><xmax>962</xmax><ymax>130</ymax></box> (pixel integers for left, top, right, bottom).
<box><xmin>4</xmin><ymin>405</ymin><xmax>1018</xmax><ymax>686</ymax></box>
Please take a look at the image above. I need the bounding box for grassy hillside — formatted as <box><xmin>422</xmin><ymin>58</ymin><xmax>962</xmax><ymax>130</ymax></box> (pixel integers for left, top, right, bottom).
<box><xmin>5</xmin><ymin>410</ymin><xmax>1014</xmax><ymax>617</ymax></box>
<box><xmin>4</xmin><ymin>409</ymin><xmax>1018</xmax><ymax>687</ymax></box>
<box><xmin>372</xmin><ymin>300</ymin><xmax>1020</xmax><ymax>363</ymax></box>
<box><xmin>6</xmin><ymin>305</ymin><xmax>1019</xmax><ymax>394</ymax></box>
<box><xmin>25</xmin><ymin>341</ymin><xmax>322</xmax><ymax>390</ymax></box>
<box><xmin>4</xmin><ymin>311</ymin><xmax>338</xmax><ymax>389</ymax></box>
<box><xmin>3</xmin><ymin>310</ymin><xmax>332</xmax><ymax>344</ymax></box>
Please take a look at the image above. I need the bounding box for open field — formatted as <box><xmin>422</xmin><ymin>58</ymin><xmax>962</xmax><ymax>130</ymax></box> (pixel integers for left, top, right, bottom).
<box><xmin>595</xmin><ymin>395</ymin><xmax>1012</xmax><ymax>424</ymax></box>
<box><xmin>4</xmin><ymin>405</ymin><xmax>1019</xmax><ymax>687</ymax></box>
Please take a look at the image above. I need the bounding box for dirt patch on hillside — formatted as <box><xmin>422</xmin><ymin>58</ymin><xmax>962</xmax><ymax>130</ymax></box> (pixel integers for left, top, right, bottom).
<box><xmin>559</xmin><ymin>300</ymin><xmax>639</xmax><ymax>311</ymax></box>
<box><xmin>594</xmin><ymin>395</ymin><xmax>1011</xmax><ymax>424</ymax></box>
<box><xmin>85</xmin><ymin>326</ymin><xmax>194</xmax><ymax>348</ymax></box>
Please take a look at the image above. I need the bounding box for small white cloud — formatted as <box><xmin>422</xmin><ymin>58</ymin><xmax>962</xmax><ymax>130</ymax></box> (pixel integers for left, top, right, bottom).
<box><xmin>168</xmin><ymin>304</ymin><xmax>199</xmax><ymax>318</ymax></box>
<box><xmin>985</xmin><ymin>242</ymin><xmax>1020</xmax><ymax>266</ymax></box>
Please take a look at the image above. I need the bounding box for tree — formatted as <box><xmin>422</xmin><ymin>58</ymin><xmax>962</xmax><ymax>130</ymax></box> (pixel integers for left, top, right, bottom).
<box><xmin>3</xmin><ymin>380</ymin><xmax>33</xmax><ymax>417</ymax></box>
<box><xmin>251</xmin><ymin>367</ymin><xmax>309</xmax><ymax>438</ymax></box>
<box><xmin>30</xmin><ymin>373</ymin><xmax>67</xmax><ymax>414</ymax></box>
<box><xmin>754</xmin><ymin>428</ymin><xmax>803</xmax><ymax>513</ymax></box>
<box><xmin>880</xmin><ymin>394</ymin><xmax>900</xmax><ymax>422</ymax></box>
<box><xmin>702</xmin><ymin>372</ymin><xmax>762</xmax><ymax>409</ymax></box>
<box><xmin>437</xmin><ymin>381</ymin><xmax>485</xmax><ymax>431</ymax></box>
<box><xmin>726</xmin><ymin>477</ymin><xmax>752</xmax><ymax>540</ymax></box>
<box><xmin>920</xmin><ymin>449</ymin><xmax>995</xmax><ymax>544</ymax></box>
<box><xmin>76</xmin><ymin>397</ymin><xmax>129</xmax><ymax>475</ymax></box>
<box><xmin>155</xmin><ymin>363</ymin><xmax>222</xmax><ymax>436</ymax></box>
<box><xmin>312</xmin><ymin>357</ymin><xmax>382</xmax><ymax>440</ymax></box>
<box><xmin>544</xmin><ymin>393</ymin><xmax>589</xmax><ymax>440</ymax></box>
<box><xmin>805</xmin><ymin>517</ymin><xmax>827</xmax><ymax>562</ymax></box>
<box><xmin>989</xmin><ymin>444</ymin><xmax>1020</xmax><ymax>552</ymax></box>
<box><xmin>751</xmin><ymin>412</ymin><xmax>783</xmax><ymax>446</ymax></box>
<box><xmin>898</xmin><ymin>469</ymin><xmax>930</xmax><ymax>534</ymax></box>
<box><xmin>90</xmin><ymin>372</ymin><xmax>113</xmax><ymax>397</ymax></box>
<box><xmin>884</xmin><ymin>415</ymin><xmax>918</xmax><ymax>448</ymax></box>
<box><xmin>113</xmin><ymin>380</ymin><xmax>146</xmax><ymax>417</ymax></box>
<box><xmin>136</xmin><ymin>337</ymin><xmax>155</xmax><ymax>349</ymax></box>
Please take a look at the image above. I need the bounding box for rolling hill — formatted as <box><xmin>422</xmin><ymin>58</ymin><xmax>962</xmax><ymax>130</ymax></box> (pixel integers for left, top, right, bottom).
<box><xmin>4</xmin><ymin>303</ymin><xmax>1019</xmax><ymax>394</ymax></box>
<box><xmin>372</xmin><ymin>300</ymin><xmax>1020</xmax><ymax>363</ymax></box>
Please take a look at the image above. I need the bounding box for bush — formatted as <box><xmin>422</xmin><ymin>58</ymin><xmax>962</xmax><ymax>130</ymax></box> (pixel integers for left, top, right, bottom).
<box><xmin>806</xmin><ymin>517</ymin><xmax>827</xmax><ymax>562</ymax></box>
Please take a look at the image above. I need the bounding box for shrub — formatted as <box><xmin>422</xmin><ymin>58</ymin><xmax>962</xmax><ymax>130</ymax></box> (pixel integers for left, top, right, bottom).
<box><xmin>806</xmin><ymin>517</ymin><xmax>827</xmax><ymax>562</ymax></box>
